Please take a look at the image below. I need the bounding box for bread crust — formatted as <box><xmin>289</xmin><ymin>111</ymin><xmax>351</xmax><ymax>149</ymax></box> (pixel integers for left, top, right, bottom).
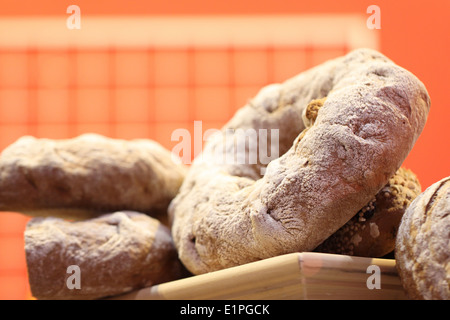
<box><xmin>170</xmin><ymin>48</ymin><xmax>431</xmax><ymax>275</ymax></box>
<box><xmin>25</xmin><ymin>211</ymin><xmax>186</xmax><ymax>300</ymax></box>
<box><xmin>395</xmin><ymin>176</ymin><xmax>450</xmax><ymax>300</ymax></box>
<box><xmin>0</xmin><ymin>134</ymin><xmax>187</xmax><ymax>221</ymax></box>
<box><xmin>315</xmin><ymin>167</ymin><xmax>421</xmax><ymax>257</ymax></box>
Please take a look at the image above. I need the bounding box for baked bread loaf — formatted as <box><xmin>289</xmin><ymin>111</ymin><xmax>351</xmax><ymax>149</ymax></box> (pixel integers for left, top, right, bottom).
<box><xmin>0</xmin><ymin>134</ymin><xmax>187</xmax><ymax>222</ymax></box>
<box><xmin>25</xmin><ymin>211</ymin><xmax>186</xmax><ymax>300</ymax></box>
<box><xmin>314</xmin><ymin>167</ymin><xmax>421</xmax><ymax>257</ymax></box>
<box><xmin>395</xmin><ymin>176</ymin><xmax>449</xmax><ymax>300</ymax></box>
<box><xmin>169</xmin><ymin>48</ymin><xmax>431</xmax><ymax>275</ymax></box>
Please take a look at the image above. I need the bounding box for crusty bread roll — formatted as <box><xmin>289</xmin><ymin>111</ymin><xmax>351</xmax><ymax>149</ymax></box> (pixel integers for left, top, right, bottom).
<box><xmin>0</xmin><ymin>134</ymin><xmax>187</xmax><ymax>221</ymax></box>
<box><xmin>169</xmin><ymin>48</ymin><xmax>431</xmax><ymax>275</ymax></box>
<box><xmin>25</xmin><ymin>211</ymin><xmax>187</xmax><ymax>300</ymax></box>
<box><xmin>315</xmin><ymin>167</ymin><xmax>421</xmax><ymax>257</ymax></box>
<box><xmin>395</xmin><ymin>176</ymin><xmax>450</xmax><ymax>300</ymax></box>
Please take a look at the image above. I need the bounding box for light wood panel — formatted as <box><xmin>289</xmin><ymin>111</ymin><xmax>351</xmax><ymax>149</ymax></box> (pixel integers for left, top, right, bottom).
<box><xmin>112</xmin><ymin>252</ymin><xmax>407</xmax><ymax>300</ymax></box>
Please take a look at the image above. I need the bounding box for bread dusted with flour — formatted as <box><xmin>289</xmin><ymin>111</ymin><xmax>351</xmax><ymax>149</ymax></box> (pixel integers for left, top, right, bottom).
<box><xmin>25</xmin><ymin>211</ymin><xmax>186</xmax><ymax>300</ymax></box>
<box><xmin>169</xmin><ymin>48</ymin><xmax>431</xmax><ymax>275</ymax></box>
<box><xmin>315</xmin><ymin>167</ymin><xmax>421</xmax><ymax>257</ymax></box>
<box><xmin>395</xmin><ymin>176</ymin><xmax>450</xmax><ymax>300</ymax></box>
<box><xmin>0</xmin><ymin>134</ymin><xmax>187</xmax><ymax>221</ymax></box>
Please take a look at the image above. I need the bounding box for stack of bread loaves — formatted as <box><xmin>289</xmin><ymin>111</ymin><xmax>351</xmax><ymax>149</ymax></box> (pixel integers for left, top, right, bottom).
<box><xmin>0</xmin><ymin>134</ymin><xmax>189</xmax><ymax>299</ymax></box>
<box><xmin>1</xmin><ymin>48</ymin><xmax>446</xmax><ymax>300</ymax></box>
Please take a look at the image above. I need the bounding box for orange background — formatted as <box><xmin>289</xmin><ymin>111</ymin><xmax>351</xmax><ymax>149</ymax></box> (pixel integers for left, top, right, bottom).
<box><xmin>0</xmin><ymin>0</ymin><xmax>449</xmax><ymax>300</ymax></box>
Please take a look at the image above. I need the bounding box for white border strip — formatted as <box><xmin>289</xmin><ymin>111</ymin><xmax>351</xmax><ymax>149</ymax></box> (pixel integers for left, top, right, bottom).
<box><xmin>0</xmin><ymin>15</ymin><xmax>378</xmax><ymax>49</ymax></box>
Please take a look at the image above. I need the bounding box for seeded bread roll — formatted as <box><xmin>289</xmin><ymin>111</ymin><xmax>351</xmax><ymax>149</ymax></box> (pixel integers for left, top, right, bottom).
<box><xmin>395</xmin><ymin>176</ymin><xmax>450</xmax><ymax>300</ymax></box>
<box><xmin>170</xmin><ymin>48</ymin><xmax>431</xmax><ymax>275</ymax></box>
<box><xmin>25</xmin><ymin>211</ymin><xmax>186</xmax><ymax>300</ymax></box>
<box><xmin>0</xmin><ymin>134</ymin><xmax>187</xmax><ymax>222</ymax></box>
<box><xmin>315</xmin><ymin>167</ymin><xmax>421</xmax><ymax>257</ymax></box>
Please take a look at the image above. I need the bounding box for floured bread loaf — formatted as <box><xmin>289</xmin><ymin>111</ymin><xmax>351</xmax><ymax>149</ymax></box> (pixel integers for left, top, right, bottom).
<box><xmin>315</xmin><ymin>167</ymin><xmax>421</xmax><ymax>257</ymax></box>
<box><xmin>0</xmin><ymin>134</ymin><xmax>187</xmax><ymax>221</ymax></box>
<box><xmin>395</xmin><ymin>176</ymin><xmax>450</xmax><ymax>300</ymax></box>
<box><xmin>170</xmin><ymin>48</ymin><xmax>431</xmax><ymax>275</ymax></box>
<box><xmin>25</xmin><ymin>211</ymin><xmax>186</xmax><ymax>300</ymax></box>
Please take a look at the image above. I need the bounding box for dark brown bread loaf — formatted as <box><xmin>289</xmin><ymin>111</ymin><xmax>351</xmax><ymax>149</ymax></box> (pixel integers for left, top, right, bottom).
<box><xmin>25</xmin><ymin>211</ymin><xmax>186</xmax><ymax>300</ymax></box>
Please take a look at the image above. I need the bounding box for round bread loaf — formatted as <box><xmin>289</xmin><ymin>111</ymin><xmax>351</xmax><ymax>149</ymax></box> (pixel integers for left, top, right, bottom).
<box><xmin>25</xmin><ymin>211</ymin><xmax>187</xmax><ymax>300</ymax></box>
<box><xmin>395</xmin><ymin>176</ymin><xmax>450</xmax><ymax>300</ymax></box>
<box><xmin>169</xmin><ymin>48</ymin><xmax>431</xmax><ymax>275</ymax></box>
<box><xmin>0</xmin><ymin>134</ymin><xmax>187</xmax><ymax>222</ymax></box>
<box><xmin>315</xmin><ymin>167</ymin><xmax>421</xmax><ymax>257</ymax></box>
